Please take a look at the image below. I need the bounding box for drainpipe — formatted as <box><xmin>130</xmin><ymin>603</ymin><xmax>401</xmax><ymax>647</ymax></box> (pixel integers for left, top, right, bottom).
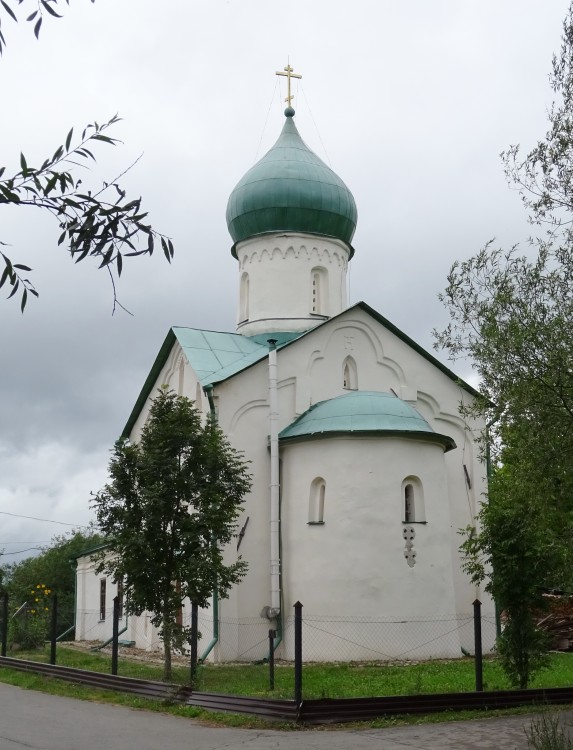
<box><xmin>57</xmin><ymin>559</ymin><xmax>79</xmax><ymax>642</ymax></box>
<box><xmin>268</xmin><ymin>340</ymin><xmax>281</xmax><ymax>621</ymax></box>
<box><xmin>199</xmin><ymin>383</ymin><xmax>220</xmax><ymax>662</ymax></box>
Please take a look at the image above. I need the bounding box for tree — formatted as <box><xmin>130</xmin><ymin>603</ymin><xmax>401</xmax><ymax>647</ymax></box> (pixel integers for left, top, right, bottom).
<box><xmin>435</xmin><ymin>3</ymin><xmax>573</xmax><ymax>687</ymax></box>
<box><xmin>0</xmin><ymin>1</ymin><xmax>173</xmax><ymax>312</ymax></box>
<box><xmin>0</xmin><ymin>529</ymin><xmax>103</xmax><ymax>641</ymax></box>
<box><xmin>92</xmin><ymin>388</ymin><xmax>251</xmax><ymax>681</ymax></box>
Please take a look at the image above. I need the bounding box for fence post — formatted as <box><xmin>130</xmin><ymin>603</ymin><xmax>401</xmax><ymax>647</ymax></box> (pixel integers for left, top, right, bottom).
<box><xmin>190</xmin><ymin>601</ymin><xmax>198</xmax><ymax>688</ymax></box>
<box><xmin>111</xmin><ymin>596</ymin><xmax>120</xmax><ymax>676</ymax></box>
<box><xmin>1</xmin><ymin>592</ymin><xmax>7</xmax><ymax>656</ymax></box>
<box><xmin>268</xmin><ymin>629</ymin><xmax>276</xmax><ymax>690</ymax></box>
<box><xmin>294</xmin><ymin>601</ymin><xmax>303</xmax><ymax>707</ymax></box>
<box><xmin>50</xmin><ymin>594</ymin><xmax>58</xmax><ymax>665</ymax></box>
<box><xmin>473</xmin><ymin>598</ymin><xmax>483</xmax><ymax>692</ymax></box>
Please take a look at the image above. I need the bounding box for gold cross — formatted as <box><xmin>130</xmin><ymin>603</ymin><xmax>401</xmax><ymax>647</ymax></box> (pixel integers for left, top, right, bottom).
<box><xmin>276</xmin><ymin>63</ymin><xmax>302</xmax><ymax>107</ymax></box>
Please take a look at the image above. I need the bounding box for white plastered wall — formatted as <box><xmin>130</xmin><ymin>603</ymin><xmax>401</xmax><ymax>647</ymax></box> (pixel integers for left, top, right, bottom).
<box><xmin>235</xmin><ymin>233</ymin><xmax>350</xmax><ymax>336</ymax></box>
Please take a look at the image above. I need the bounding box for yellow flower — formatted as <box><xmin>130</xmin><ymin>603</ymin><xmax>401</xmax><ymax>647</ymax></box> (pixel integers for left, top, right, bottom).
<box><xmin>30</xmin><ymin>609</ymin><xmax>36</xmax><ymax>614</ymax></box>
<box><xmin>34</xmin><ymin>598</ymin><xmax>39</xmax><ymax>603</ymax></box>
<box><xmin>44</xmin><ymin>607</ymin><xmax>49</xmax><ymax>612</ymax></box>
<box><xmin>36</xmin><ymin>584</ymin><xmax>41</xmax><ymax>589</ymax></box>
<box><xmin>40</xmin><ymin>584</ymin><xmax>46</xmax><ymax>588</ymax></box>
<box><xmin>30</xmin><ymin>590</ymin><xmax>35</xmax><ymax>595</ymax></box>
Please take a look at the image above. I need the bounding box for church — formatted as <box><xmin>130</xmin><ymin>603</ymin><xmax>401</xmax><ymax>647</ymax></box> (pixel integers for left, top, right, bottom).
<box><xmin>75</xmin><ymin>68</ymin><xmax>492</xmax><ymax>662</ymax></box>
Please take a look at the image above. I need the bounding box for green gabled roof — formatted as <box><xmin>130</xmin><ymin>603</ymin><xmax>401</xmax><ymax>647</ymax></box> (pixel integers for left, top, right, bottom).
<box><xmin>122</xmin><ymin>302</ymin><xmax>482</xmax><ymax>440</ymax></box>
<box><xmin>279</xmin><ymin>391</ymin><xmax>456</xmax><ymax>451</ymax></box>
<box><xmin>226</xmin><ymin>108</ymin><xmax>357</xmax><ymax>256</ymax></box>
<box><xmin>72</xmin><ymin>540</ymin><xmax>112</xmax><ymax>560</ymax></box>
<box><xmin>122</xmin><ymin>328</ymin><xmax>305</xmax><ymax>438</ymax></box>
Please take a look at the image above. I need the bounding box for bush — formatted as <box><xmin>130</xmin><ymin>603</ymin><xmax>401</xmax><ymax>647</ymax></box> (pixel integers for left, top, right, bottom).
<box><xmin>526</xmin><ymin>711</ymin><xmax>573</xmax><ymax>750</ymax></box>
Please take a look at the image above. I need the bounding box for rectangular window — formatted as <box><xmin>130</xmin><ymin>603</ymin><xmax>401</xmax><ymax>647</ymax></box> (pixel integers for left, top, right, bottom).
<box><xmin>117</xmin><ymin>580</ymin><xmax>124</xmax><ymax>619</ymax></box>
<box><xmin>99</xmin><ymin>579</ymin><xmax>107</xmax><ymax>621</ymax></box>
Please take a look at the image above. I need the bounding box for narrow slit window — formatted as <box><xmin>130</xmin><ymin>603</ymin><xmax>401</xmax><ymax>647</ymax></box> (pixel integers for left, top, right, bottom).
<box><xmin>310</xmin><ymin>267</ymin><xmax>328</xmax><ymax>315</ymax></box>
<box><xmin>309</xmin><ymin>477</ymin><xmax>326</xmax><ymax>524</ymax></box>
<box><xmin>404</xmin><ymin>484</ymin><xmax>415</xmax><ymax>523</ymax></box>
<box><xmin>342</xmin><ymin>356</ymin><xmax>358</xmax><ymax>390</ymax></box>
<box><xmin>402</xmin><ymin>476</ymin><xmax>426</xmax><ymax>523</ymax></box>
<box><xmin>239</xmin><ymin>272</ymin><xmax>250</xmax><ymax>322</ymax></box>
<box><xmin>99</xmin><ymin>579</ymin><xmax>107</xmax><ymax>621</ymax></box>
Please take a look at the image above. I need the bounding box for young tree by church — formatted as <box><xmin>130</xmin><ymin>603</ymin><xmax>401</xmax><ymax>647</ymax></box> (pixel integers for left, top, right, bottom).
<box><xmin>92</xmin><ymin>388</ymin><xmax>251</xmax><ymax>681</ymax></box>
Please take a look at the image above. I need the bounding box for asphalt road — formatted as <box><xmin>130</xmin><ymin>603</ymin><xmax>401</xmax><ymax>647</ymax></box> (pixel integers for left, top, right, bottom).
<box><xmin>0</xmin><ymin>682</ymin><xmax>571</xmax><ymax>749</ymax></box>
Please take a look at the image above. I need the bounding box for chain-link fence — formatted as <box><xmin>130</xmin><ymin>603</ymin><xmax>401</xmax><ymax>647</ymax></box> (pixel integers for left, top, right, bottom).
<box><xmin>73</xmin><ymin>605</ymin><xmax>497</xmax><ymax>663</ymax></box>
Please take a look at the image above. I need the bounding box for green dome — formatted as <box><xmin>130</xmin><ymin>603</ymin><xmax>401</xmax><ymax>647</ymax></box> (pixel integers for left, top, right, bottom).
<box><xmin>279</xmin><ymin>391</ymin><xmax>456</xmax><ymax>452</ymax></box>
<box><xmin>226</xmin><ymin>109</ymin><xmax>357</xmax><ymax>257</ymax></box>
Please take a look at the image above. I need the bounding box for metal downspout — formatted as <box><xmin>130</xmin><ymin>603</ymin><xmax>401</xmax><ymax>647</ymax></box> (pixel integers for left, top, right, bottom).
<box><xmin>57</xmin><ymin>559</ymin><xmax>78</xmax><ymax>642</ymax></box>
<box><xmin>268</xmin><ymin>339</ymin><xmax>281</xmax><ymax>628</ymax></box>
<box><xmin>200</xmin><ymin>383</ymin><xmax>219</xmax><ymax>662</ymax></box>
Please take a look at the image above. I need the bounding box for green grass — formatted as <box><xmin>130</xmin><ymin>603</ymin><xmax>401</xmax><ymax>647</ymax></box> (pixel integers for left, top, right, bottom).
<box><xmin>6</xmin><ymin>646</ymin><xmax>573</xmax><ymax>700</ymax></box>
<box><xmin>2</xmin><ymin>649</ymin><xmax>573</xmax><ymax>731</ymax></box>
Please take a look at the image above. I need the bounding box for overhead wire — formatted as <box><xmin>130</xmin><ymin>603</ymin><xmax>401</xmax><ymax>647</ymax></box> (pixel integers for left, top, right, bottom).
<box><xmin>0</xmin><ymin>510</ymin><xmax>95</xmax><ymax>528</ymax></box>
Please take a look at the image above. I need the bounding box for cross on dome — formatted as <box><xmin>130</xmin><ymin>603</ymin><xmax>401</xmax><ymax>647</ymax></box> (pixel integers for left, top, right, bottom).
<box><xmin>275</xmin><ymin>62</ymin><xmax>302</xmax><ymax>107</ymax></box>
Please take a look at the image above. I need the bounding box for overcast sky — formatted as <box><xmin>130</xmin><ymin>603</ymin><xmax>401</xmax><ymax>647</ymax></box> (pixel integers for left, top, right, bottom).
<box><xmin>1</xmin><ymin>0</ymin><xmax>569</xmax><ymax>563</ymax></box>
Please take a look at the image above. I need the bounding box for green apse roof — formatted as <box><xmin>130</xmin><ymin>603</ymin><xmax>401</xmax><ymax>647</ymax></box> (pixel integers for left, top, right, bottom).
<box><xmin>279</xmin><ymin>391</ymin><xmax>456</xmax><ymax>452</ymax></box>
<box><xmin>226</xmin><ymin>107</ymin><xmax>357</xmax><ymax>256</ymax></box>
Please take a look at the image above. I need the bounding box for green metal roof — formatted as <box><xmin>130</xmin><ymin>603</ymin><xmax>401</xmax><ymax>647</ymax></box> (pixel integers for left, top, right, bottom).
<box><xmin>122</xmin><ymin>302</ymin><xmax>483</xmax><ymax>439</ymax></box>
<box><xmin>279</xmin><ymin>391</ymin><xmax>456</xmax><ymax>451</ymax></box>
<box><xmin>226</xmin><ymin>108</ymin><xmax>357</xmax><ymax>256</ymax></box>
<box><xmin>121</xmin><ymin>328</ymin><xmax>305</xmax><ymax>438</ymax></box>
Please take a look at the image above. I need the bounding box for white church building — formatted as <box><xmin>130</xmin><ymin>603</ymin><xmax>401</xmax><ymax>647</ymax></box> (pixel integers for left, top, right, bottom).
<box><xmin>75</xmin><ymin>89</ymin><xmax>493</xmax><ymax>663</ymax></box>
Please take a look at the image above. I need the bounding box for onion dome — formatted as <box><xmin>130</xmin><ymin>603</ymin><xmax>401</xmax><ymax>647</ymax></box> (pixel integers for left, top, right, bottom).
<box><xmin>279</xmin><ymin>391</ymin><xmax>456</xmax><ymax>452</ymax></box>
<box><xmin>226</xmin><ymin>108</ymin><xmax>358</xmax><ymax>257</ymax></box>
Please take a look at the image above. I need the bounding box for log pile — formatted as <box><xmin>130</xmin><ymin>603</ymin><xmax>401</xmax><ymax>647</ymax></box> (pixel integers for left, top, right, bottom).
<box><xmin>535</xmin><ymin>595</ymin><xmax>573</xmax><ymax>650</ymax></box>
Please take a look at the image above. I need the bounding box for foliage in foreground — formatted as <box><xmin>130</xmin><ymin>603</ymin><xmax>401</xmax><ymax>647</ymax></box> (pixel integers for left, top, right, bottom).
<box><xmin>92</xmin><ymin>389</ymin><xmax>252</xmax><ymax>681</ymax></box>
<box><xmin>436</xmin><ymin>2</ymin><xmax>573</xmax><ymax>688</ymax></box>
<box><xmin>0</xmin><ymin>0</ymin><xmax>173</xmax><ymax>311</ymax></box>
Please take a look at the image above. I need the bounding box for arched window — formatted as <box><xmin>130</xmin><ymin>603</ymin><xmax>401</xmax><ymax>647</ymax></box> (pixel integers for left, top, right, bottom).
<box><xmin>342</xmin><ymin>355</ymin><xmax>358</xmax><ymax>390</ymax></box>
<box><xmin>310</xmin><ymin>267</ymin><xmax>328</xmax><ymax>315</ymax></box>
<box><xmin>239</xmin><ymin>272</ymin><xmax>249</xmax><ymax>322</ymax></box>
<box><xmin>404</xmin><ymin>484</ymin><xmax>415</xmax><ymax>523</ymax></box>
<box><xmin>308</xmin><ymin>477</ymin><xmax>326</xmax><ymax>524</ymax></box>
<box><xmin>401</xmin><ymin>476</ymin><xmax>426</xmax><ymax>523</ymax></box>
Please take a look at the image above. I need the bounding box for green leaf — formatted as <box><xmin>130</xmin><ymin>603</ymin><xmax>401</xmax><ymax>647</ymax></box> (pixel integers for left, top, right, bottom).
<box><xmin>33</xmin><ymin>16</ymin><xmax>42</xmax><ymax>39</ymax></box>
<box><xmin>40</xmin><ymin>0</ymin><xmax>63</xmax><ymax>18</ymax></box>
<box><xmin>0</xmin><ymin>1</ymin><xmax>17</xmax><ymax>22</ymax></box>
<box><xmin>20</xmin><ymin>288</ymin><xmax>27</xmax><ymax>312</ymax></box>
<box><xmin>26</xmin><ymin>10</ymin><xmax>38</xmax><ymax>21</ymax></box>
<box><xmin>7</xmin><ymin>279</ymin><xmax>18</xmax><ymax>298</ymax></box>
<box><xmin>0</xmin><ymin>265</ymin><xmax>10</xmax><ymax>289</ymax></box>
<box><xmin>44</xmin><ymin>173</ymin><xmax>58</xmax><ymax>196</ymax></box>
<box><xmin>65</xmin><ymin>127</ymin><xmax>73</xmax><ymax>152</ymax></box>
<box><xmin>13</xmin><ymin>263</ymin><xmax>32</xmax><ymax>271</ymax></box>
<box><xmin>19</xmin><ymin>152</ymin><xmax>27</xmax><ymax>172</ymax></box>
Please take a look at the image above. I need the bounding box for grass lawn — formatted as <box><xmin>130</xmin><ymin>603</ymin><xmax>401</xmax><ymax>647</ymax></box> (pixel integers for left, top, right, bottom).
<box><xmin>5</xmin><ymin>646</ymin><xmax>573</xmax><ymax>700</ymax></box>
